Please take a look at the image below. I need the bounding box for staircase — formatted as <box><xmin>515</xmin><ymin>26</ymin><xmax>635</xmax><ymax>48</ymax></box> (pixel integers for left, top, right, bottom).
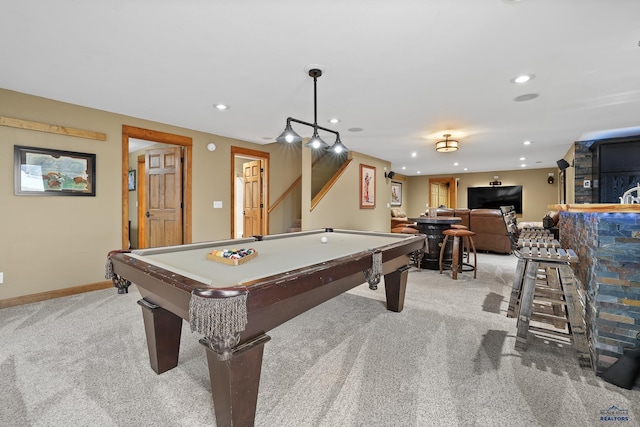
<box><xmin>288</xmin><ymin>219</ymin><xmax>302</xmax><ymax>233</ymax></box>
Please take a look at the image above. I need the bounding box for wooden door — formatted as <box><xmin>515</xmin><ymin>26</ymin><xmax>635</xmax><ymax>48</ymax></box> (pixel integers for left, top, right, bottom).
<box><xmin>430</xmin><ymin>182</ymin><xmax>450</xmax><ymax>208</ymax></box>
<box><xmin>243</xmin><ymin>159</ymin><xmax>263</xmax><ymax>237</ymax></box>
<box><xmin>438</xmin><ymin>183</ymin><xmax>449</xmax><ymax>207</ymax></box>
<box><xmin>145</xmin><ymin>146</ymin><xmax>183</xmax><ymax>247</ymax></box>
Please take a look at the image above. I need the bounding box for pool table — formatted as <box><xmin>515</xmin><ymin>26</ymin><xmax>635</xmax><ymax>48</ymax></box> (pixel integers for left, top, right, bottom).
<box><xmin>106</xmin><ymin>228</ymin><xmax>424</xmax><ymax>426</ymax></box>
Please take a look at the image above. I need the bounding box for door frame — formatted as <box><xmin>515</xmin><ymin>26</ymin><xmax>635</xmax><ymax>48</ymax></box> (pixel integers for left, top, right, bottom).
<box><xmin>137</xmin><ymin>154</ymin><xmax>146</xmax><ymax>248</ymax></box>
<box><xmin>428</xmin><ymin>177</ymin><xmax>457</xmax><ymax>209</ymax></box>
<box><xmin>231</xmin><ymin>146</ymin><xmax>269</xmax><ymax>239</ymax></box>
<box><xmin>121</xmin><ymin>125</ymin><xmax>193</xmax><ymax>249</ymax></box>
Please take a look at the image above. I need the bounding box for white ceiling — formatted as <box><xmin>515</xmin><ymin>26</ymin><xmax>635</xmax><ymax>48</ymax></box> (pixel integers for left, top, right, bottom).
<box><xmin>2</xmin><ymin>0</ymin><xmax>640</xmax><ymax>175</ymax></box>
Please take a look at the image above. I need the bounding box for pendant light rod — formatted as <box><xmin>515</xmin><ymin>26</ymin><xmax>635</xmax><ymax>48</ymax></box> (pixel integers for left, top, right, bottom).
<box><xmin>287</xmin><ymin>117</ymin><xmax>340</xmax><ymax>138</ymax></box>
<box><xmin>311</xmin><ymin>68</ymin><xmax>320</xmax><ymax>130</ymax></box>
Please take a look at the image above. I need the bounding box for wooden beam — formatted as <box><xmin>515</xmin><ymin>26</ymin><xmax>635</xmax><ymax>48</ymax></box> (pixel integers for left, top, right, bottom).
<box><xmin>0</xmin><ymin>115</ymin><xmax>107</xmax><ymax>141</ymax></box>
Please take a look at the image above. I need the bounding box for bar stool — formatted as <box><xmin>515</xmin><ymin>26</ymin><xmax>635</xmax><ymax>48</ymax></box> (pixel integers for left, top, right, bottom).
<box><xmin>439</xmin><ymin>228</ymin><xmax>477</xmax><ymax>279</ymax></box>
<box><xmin>450</xmin><ymin>224</ymin><xmax>470</xmax><ymax>262</ymax></box>
<box><xmin>506</xmin><ymin>246</ymin><xmax>591</xmax><ymax>368</ymax></box>
<box><xmin>502</xmin><ymin>216</ymin><xmax>591</xmax><ymax>368</ymax></box>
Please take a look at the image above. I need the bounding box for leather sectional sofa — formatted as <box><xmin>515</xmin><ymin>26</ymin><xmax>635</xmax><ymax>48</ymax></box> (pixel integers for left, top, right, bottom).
<box><xmin>437</xmin><ymin>208</ymin><xmax>511</xmax><ymax>254</ymax></box>
<box><xmin>390</xmin><ymin>208</ymin><xmax>419</xmax><ymax>234</ymax></box>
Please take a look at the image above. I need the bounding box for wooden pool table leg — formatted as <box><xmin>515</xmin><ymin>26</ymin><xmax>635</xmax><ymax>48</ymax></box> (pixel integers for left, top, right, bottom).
<box><xmin>384</xmin><ymin>265</ymin><xmax>411</xmax><ymax>312</ymax></box>
<box><xmin>203</xmin><ymin>334</ymin><xmax>271</xmax><ymax>427</ymax></box>
<box><xmin>137</xmin><ymin>299</ymin><xmax>182</xmax><ymax>374</ymax></box>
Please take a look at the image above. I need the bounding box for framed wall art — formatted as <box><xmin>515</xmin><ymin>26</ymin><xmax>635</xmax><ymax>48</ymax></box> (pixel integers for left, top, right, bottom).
<box><xmin>391</xmin><ymin>181</ymin><xmax>402</xmax><ymax>206</ymax></box>
<box><xmin>359</xmin><ymin>163</ymin><xmax>376</xmax><ymax>208</ymax></box>
<box><xmin>128</xmin><ymin>170</ymin><xmax>136</xmax><ymax>191</ymax></box>
<box><xmin>14</xmin><ymin>145</ymin><xmax>96</xmax><ymax>196</ymax></box>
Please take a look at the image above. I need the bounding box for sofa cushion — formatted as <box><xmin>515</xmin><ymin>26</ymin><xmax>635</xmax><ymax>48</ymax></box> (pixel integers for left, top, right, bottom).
<box><xmin>391</xmin><ymin>207</ymin><xmax>407</xmax><ymax>218</ymax></box>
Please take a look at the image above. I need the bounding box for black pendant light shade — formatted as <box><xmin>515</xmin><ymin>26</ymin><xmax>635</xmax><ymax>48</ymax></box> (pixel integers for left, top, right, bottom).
<box><xmin>276</xmin><ymin>121</ymin><xmax>303</xmax><ymax>143</ymax></box>
<box><xmin>331</xmin><ymin>135</ymin><xmax>348</xmax><ymax>154</ymax></box>
<box><xmin>305</xmin><ymin>129</ymin><xmax>330</xmax><ymax>149</ymax></box>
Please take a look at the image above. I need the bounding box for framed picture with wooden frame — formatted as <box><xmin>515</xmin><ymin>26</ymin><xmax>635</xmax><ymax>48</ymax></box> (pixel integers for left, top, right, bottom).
<box><xmin>359</xmin><ymin>163</ymin><xmax>376</xmax><ymax>209</ymax></box>
<box><xmin>391</xmin><ymin>181</ymin><xmax>402</xmax><ymax>206</ymax></box>
<box><xmin>14</xmin><ymin>145</ymin><xmax>96</xmax><ymax>196</ymax></box>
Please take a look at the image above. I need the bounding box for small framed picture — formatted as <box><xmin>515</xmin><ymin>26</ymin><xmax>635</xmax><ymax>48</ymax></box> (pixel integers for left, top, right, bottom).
<box><xmin>359</xmin><ymin>164</ymin><xmax>376</xmax><ymax>209</ymax></box>
<box><xmin>391</xmin><ymin>181</ymin><xmax>402</xmax><ymax>206</ymax></box>
<box><xmin>128</xmin><ymin>170</ymin><xmax>136</xmax><ymax>191</ymax></box>
<box><xmin>14</xmin><ymin>145</ymin><xmax>96</xmax><ymax>196</ymax></box>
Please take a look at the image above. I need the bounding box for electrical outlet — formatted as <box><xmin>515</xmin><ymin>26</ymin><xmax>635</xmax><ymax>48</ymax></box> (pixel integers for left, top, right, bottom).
<box><xmin>584</xmin><ymin>180</ymin><xmax>591</xmax><ymax>188</ymax></box>
<box><xmin>0</xmin><ymin>272</ymin><xmax>4</xmax><ymax>284</ymax></box>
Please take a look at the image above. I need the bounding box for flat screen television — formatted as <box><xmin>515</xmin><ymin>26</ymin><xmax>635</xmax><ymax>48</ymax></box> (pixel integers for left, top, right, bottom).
<box><xmin>467</xmin><ymin>185</ymin><xmax>523</xmax><ymax>213</ymax></box>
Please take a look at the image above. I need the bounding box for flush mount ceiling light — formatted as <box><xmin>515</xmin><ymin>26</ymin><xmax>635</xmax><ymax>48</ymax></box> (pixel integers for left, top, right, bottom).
<box><xmin>276</xmin><ymin>67</ymin><xmax>348</xmax><ymax>154</ymax></box>
<box><xmin>435</xmin><ymin>134</ymin><xmax>459</xmax><ymax>152</ymax></box>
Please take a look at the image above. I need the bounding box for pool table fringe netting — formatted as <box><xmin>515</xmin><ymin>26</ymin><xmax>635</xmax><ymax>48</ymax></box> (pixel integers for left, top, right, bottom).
<box><xmin>189</xmin><ymin>292</ymin><xmax>248</xmax><ymax>361</ymax></box>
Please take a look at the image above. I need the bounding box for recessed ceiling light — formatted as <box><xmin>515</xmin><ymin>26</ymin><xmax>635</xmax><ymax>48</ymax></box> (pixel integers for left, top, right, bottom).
<box><xmin>521</xmin><ymin>164</ymin><xmax>527</xmax><ymax>167</ymax></box>
<box><xmin>214</xmin><ymin>104</ymin><xmax>229</xmax><ymax>110</ymax></box>
<box><xmin>416</xmin><ymin>171</ymin><xmax>421</xmax><ymax>174</ymax></box>
<box><xmin>401</xmin><ymin>166</ymin><xmax>406</xmax><ymax>170</ymax></box>
<box><xmin>464</xmin><ymin>168</ymin><xmax>468</xmax><ymax>171</ymax></box>
<box><xmin>519</xmin><ymin>157</ymin><xmax>526</xmax><ymax>161</ymax></box>
<box><xmin>348</xmin><ymin>127</ymin><xmax>363</xmax><ymax>132</ymax></box>
<box><xmin>511</xmin><ymin>74</ymin><xmax>535</xmax><ymax>84</ymax></box>
<box><xmin>523</xmin><ymin>140</ymin><xmax>532</xmax><ymax>145</ymax></box>
<box><xmin>411</xmin><ymin>152</ymin><xmax>417</xmax><ymax>158</ymax></box>
<box><xmin>453</xmin><ymin>162</ymin><xmax>459</xmax><ymax>166</ymax></box>
<box><xmin>514</xmin><ymin>93</ymin><xmax>539</xmax><ymax>102</ymax></box>
<box><xmin>328</xmin><ymin>118</ymin><xmax>341</xmax><ymax>124</ymax></box>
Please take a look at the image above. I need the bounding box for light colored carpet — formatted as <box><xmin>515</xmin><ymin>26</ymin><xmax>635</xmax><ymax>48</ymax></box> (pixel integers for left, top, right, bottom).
<box><xmin>1</xmin><ymin>253</ymin><xmax>638</xmax><ymax>426</ymax></box>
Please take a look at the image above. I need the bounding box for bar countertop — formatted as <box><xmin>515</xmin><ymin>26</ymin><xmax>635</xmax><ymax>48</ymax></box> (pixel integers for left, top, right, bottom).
<box><xmin>549</xmin><ymin>203</ymin><xmax>640</xmax><ymax>213</ymax></box>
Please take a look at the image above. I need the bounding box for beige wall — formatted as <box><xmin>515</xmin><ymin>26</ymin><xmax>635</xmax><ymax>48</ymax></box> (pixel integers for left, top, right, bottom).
<box><xmin>302</xmin><ymin>149</ymin><xmax>393</xmax><ymax>231</ymax></box>
<box><xmin>1</xmin><ymin>89</ymin><xmax>393</xmax><ymax>301</ymax></box>
<box><xmin>405</xmin><ymin>168</ymin><xmax>560</xmax><ymax>222</ymax></box>
<box><xmin>0</xmin><ymin>88</ymin><xmax>572</xmax><ymax>301</ymax></box>
<box><xmin>0</xmin><ymin>89</ymin><xmax>307</xmax><ymax>300</ymax></box>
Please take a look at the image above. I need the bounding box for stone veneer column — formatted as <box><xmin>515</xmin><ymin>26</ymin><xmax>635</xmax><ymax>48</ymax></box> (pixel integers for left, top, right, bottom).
<box><xmin>560</xmin><ymin>211</ymin><xmax>640</xmax><ymax>386</ymax></box>
<box><xmin>573</xmin><ymin>140</ymin><xmax>595</xmax><ymax>204</ymax></box>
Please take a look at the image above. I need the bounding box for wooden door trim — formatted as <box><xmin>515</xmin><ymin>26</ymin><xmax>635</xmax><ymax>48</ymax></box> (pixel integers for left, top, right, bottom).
<box><xmin>428</xmin><ymin>177</ymin><xmax>457</xmax><ymax>208</ymax></box>
<box><xmin>122</xmin><ymin>125</ymin><xmax>192</xmax><ymax>249</ymax></box>
<box><xmin>137</xmin><ymin>155</ymin><xmax>146</xmax><ymax>249</ymax></box>
<box><xmin>231</xmin><ymin>146</ymin><xmax>269</xmax><ymax>239</ymax></box>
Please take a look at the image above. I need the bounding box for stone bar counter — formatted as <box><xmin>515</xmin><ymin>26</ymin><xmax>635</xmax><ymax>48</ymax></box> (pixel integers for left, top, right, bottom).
<box><xmin>550</xmin><ymin>204</ymin><xmax>640</xmax><ymax>382</ymax></box>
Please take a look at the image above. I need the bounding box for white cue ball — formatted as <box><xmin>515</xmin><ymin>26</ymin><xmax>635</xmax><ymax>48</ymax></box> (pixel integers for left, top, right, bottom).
<box><xmin>321</xmin><ymin>236</ymin><xmax>328</xmax><ymax>244</ymax></box>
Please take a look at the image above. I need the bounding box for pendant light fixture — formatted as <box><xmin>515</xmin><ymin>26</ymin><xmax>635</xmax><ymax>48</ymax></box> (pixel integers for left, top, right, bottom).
<box><xmin>435</xmin><ymin>134</ymin><xmax>459</xmax><ymax>152</ymax></box>
<box><xmin>276</xmin><ymin>67</ymin><xmax>348</xmax><ymax>154</ymax></box>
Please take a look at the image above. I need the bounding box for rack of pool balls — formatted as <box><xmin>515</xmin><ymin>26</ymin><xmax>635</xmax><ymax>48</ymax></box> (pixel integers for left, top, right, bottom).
<box><xmin>206</xmin><ymin>248</ymin><xmax>258</xmax><ymax>265</ymax></box>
